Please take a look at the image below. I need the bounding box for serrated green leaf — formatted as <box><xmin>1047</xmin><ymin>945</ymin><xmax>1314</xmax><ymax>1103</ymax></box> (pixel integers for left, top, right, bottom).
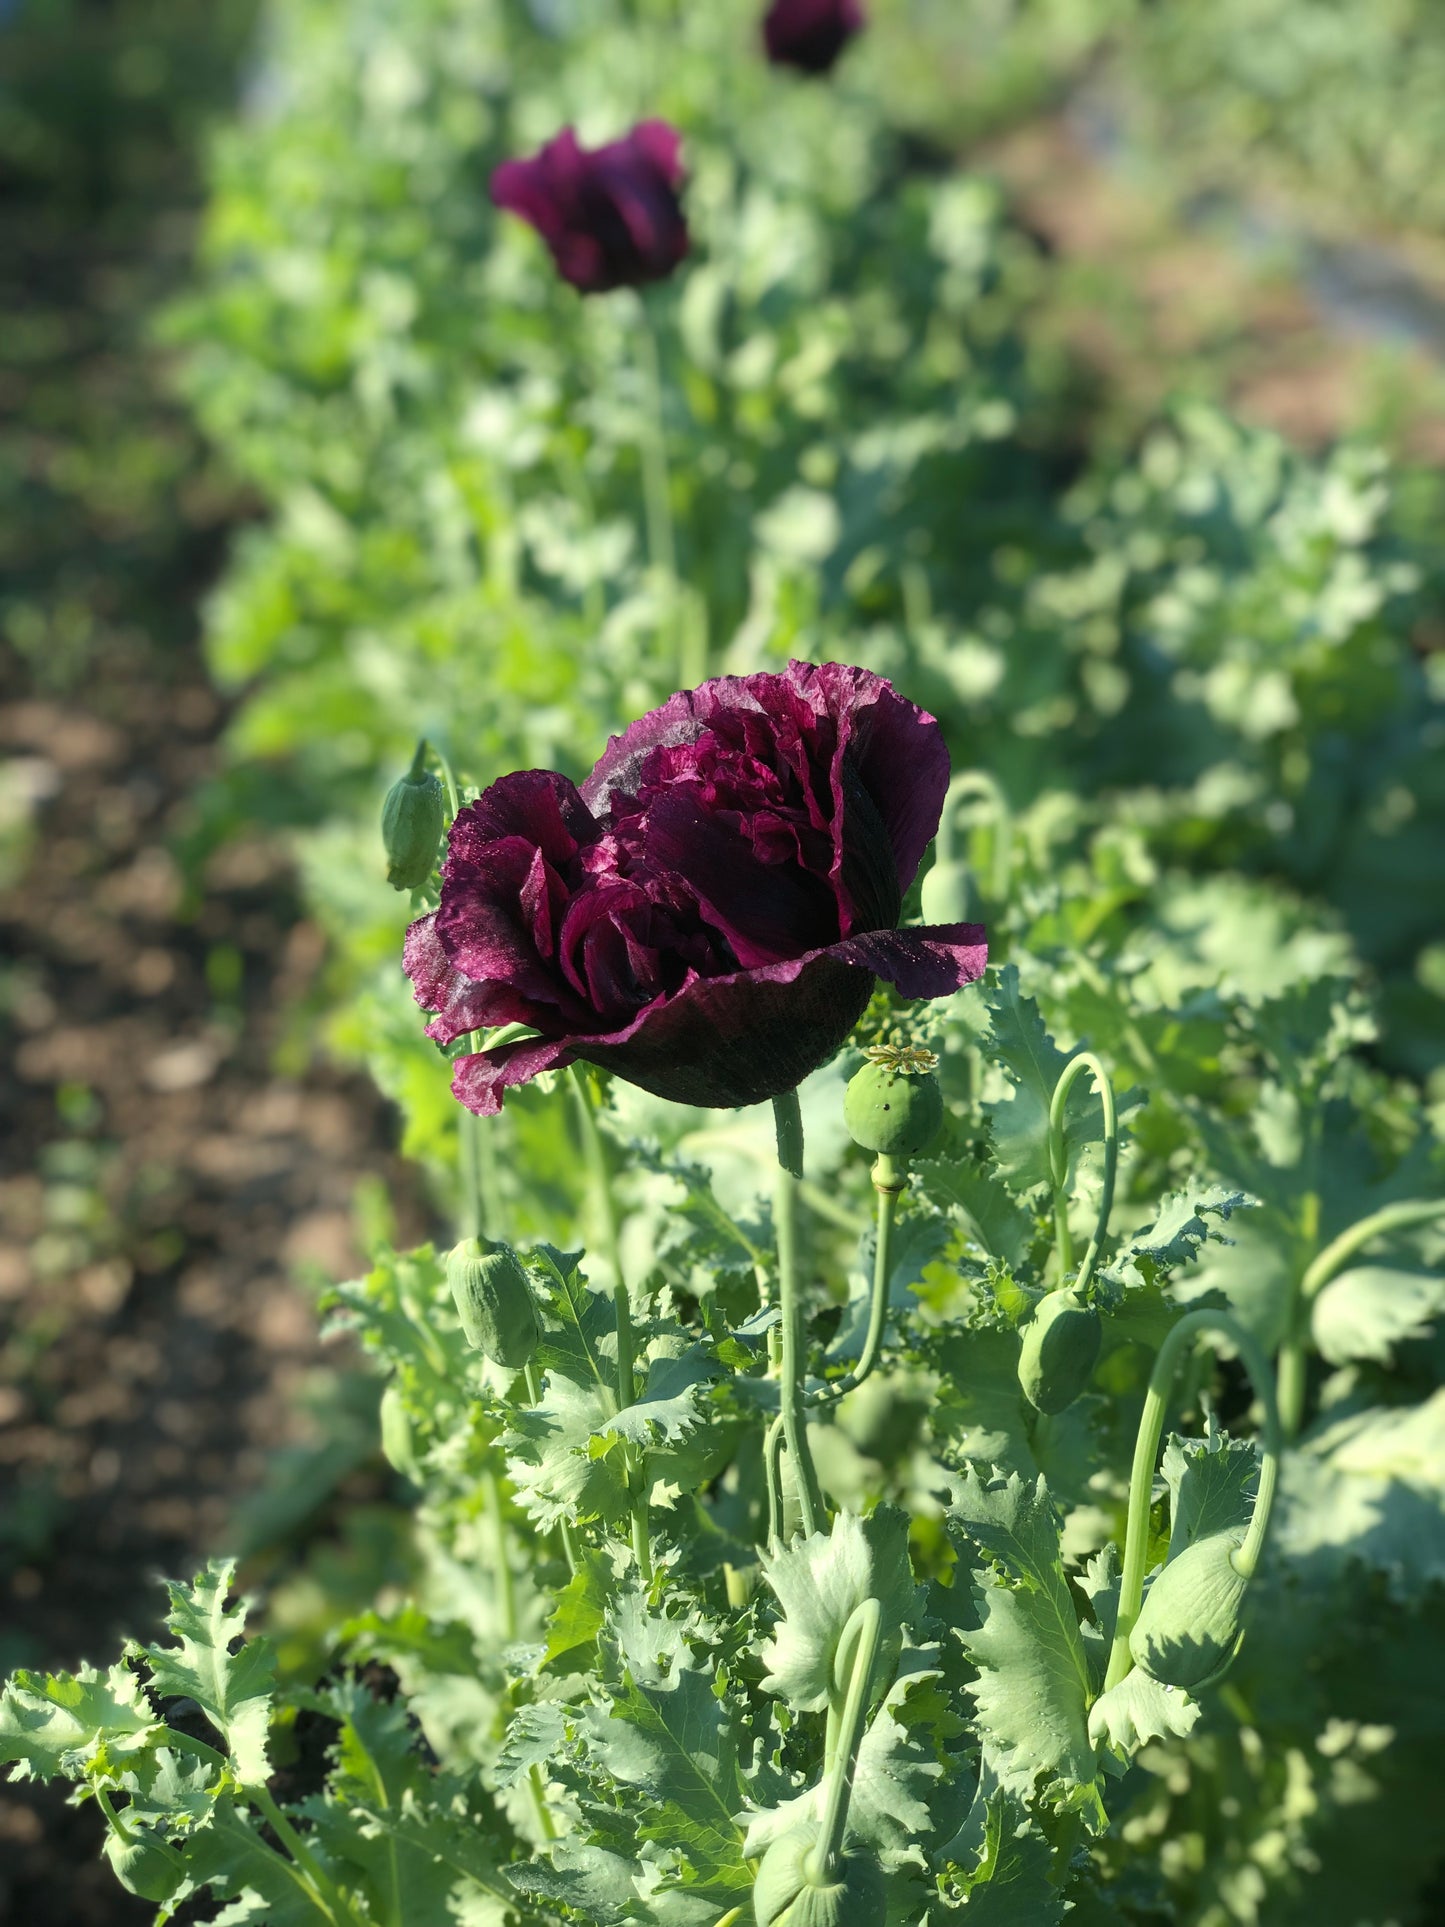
<box><xmin>759</xmin><ymin>1506</ymin><xmax>922</xmax><ymax>1713</ymax></box>
<box><xmin>1162</xmin><ymin>1425</ymin><xmax>1260</xmax><ymax>1557</ymax></box>
<box><xmin>948</xmin><ymin>1470</ymin><xmax>1101</xmax><ymax>1817</ymax></box>
<box><xmin>1087</xmin><ymin>1668</ymin><xmax>1201</xmax><ymax>1755</ymax></box>
<box><xmin>1311</xmin><ymin>1265</ymin><xmax>1445</xmax><ymax>1365</ymax></box>
<box><xmin>743</xmin><ymin>1655</ymin><xmax>943</xmax><ymax>1863</ymax></box>
<box><xmin>981</xmin><ymin>966</ymin><xmax>1075</xmax><ymax>1191</ymax></box>
<box><xmin>542</xmin><ymin>1554</ymin><xmax>613</xmax><ymax>1669</ymax></box>
<box><xmin>527</xmin><ymin>1246</ymin><xmax>618</xmax><ymax>1392</ymax></box>
<box><xmin>1273</xmin><ymin>1391</ymin><xmax>1445</xmax><ymax>1598</ymax></box>
<box><xmin>186</xmin><ymin>1801</ymin><xmax>332</xmax><ymax>1927</ymax></box>
<box><xmin>508</xmin><ymin>1840</ymin><xmax>639</xmax><ymax>1924</ymax></box>
<box><xmin>937</xmin><ymin>1790</ymin><xmax>1063</xmax><ymax>1923</ymax></box>
<box><xmin>0</xmin><ymin>1661</ymin><xmax>159</xmax><ymax>1784</ymax></box>
<box><xmin>583</xmin><ymin>1659</ymin><xmax>751</xmax><ymax>1904</ymax></box>
<box><xmin>919</xmin><ymin>1160</ymin><xmax>1033</xmax><ymax>1270</ymax></box>
<box><xmin>139</xmin><ymin>1561</ymin><xmax>275</xmax><ymax>1787</ymax></box>
<box><xmin>1102</xmin><ymin>1185</ymin><xmax>1255</xmax><ymax>1296</ymax></box>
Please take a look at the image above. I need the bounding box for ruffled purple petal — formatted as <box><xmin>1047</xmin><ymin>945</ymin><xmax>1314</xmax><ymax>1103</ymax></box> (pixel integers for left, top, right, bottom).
<box><xmin>403</xmin><ymin>913</ymin><xmax>544</xmax><ymax>1045</ymax></box>
<box><xmin>452</xmin><ymin>1035</ymin><xmax>579</xmax><ymax>1117</ymax></box>
<box><xmin>830</xmin><ymin>922</ymin><xmax>989</xmax><ymax>998</ymax></box>
<box><xmin>442</xmin><ymin>920</ymin><xmax>987</xmax><ymax>1115</ymax></box>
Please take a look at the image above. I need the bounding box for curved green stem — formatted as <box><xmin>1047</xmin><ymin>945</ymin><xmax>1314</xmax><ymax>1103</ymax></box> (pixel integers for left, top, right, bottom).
<box><xmin>1047</xmin><ymin>1052</ymin><xmax>1117</xmax><ymax>1299</ymax></box>
<box><xmin>805</xmin><ymin>1157</ymin><xmax>904</xmax><ymax>1408</ymax></box>
<box><xmin>814</xmin><ymin>1598</ymin><xmax>882</xmax><ymax>1881</ymax></box>
<box><xmin>1104</xmin><ymin>1309</ymin><xmax>1282</xmax><ymax>1692</ymax></box>
<box><xmin>773</xmin><ymin>1089</ymin><xmax>824</xmax><ymax>1541</ymax></box>
<box><xmin>937</xmin><ymin>769</ymin><xmax>1012</xmax><ymax>898</ymax></box>
<box><xmin>1279</xmin><ymin>1198</ymin><xmax>1445</xmax><ymax>1436</ymax></box>
<box><xmin>253</xmin><ymin>1785</ymin><xmax>359</xmax><ymax>1927</ymax></box>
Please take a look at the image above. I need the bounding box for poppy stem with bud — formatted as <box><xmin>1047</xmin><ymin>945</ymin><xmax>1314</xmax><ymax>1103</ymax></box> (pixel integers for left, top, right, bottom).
<box><xmin>570</xmin><ymin>1066</ymin><xmax>651</xmax><ymax>1579</ymax></box>
<box><xmin>772</xmin><ymin>1088</ymin><xmax>824</xmax><ymax>1540</ymax></box>
<box><xmin>1104</xmin><ymin>1308</ymin><xmax>1282</xmax><ymax>1694</ymax></box>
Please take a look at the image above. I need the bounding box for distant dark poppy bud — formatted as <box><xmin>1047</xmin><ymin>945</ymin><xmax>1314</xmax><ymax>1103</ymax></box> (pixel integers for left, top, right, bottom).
<box><xmin>920</xmin><ymin>858</ymin><xmax>974</xmax><ymax>925</ymax></box>
<box><xmin>763</xmin><ymin>0</ymin><xmax>866</xmax><ymax>75</ymax></box>
<box><xmin>754</xmin><ymin>1829</ymin><xmax>887</xmax><ymax>1927</ymax></box>
<box><xmin>843</xmin><ymin>1060</ymin><xmax>944</xmax><ymax>1160</ymax></box>
<box><xmin>104</xmin><ymin>1831</ymin><xmax>183</xmax><ymax>1904</ymax></box>
<box><xmin>1129</xmin><ymin>1532</ymin><xmax>1250</xmax><ymax>1691</ymax></box>
<box><xmin>382</xmin><ymin>745</ymin><xmax>445</xmax><ymax>890</ymax></box>
<box><xmin>1017</xmin><ymin>1288</ymin><xmax>1102</xmax><ymax>1414</ymax></box>
<box><xmin>490</xmin><ymin>121</ymin><xmax>689</xmax><ymax>295</ymax></box>
<box><xmin>403</xmin><ymin>663</ymin><xmax>987</xmax><ymax>1117</ymax></box>
<box><xmin>447</xmin><ymin>1237</ymin><xmax>541</xmax><ymax>1368</ymax></box>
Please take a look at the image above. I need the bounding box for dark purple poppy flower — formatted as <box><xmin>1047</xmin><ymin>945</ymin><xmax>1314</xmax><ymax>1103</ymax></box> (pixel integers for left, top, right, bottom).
<box><xmin>404</xmin><ymin>662</ymin><xmax>987</xmax><ymax>1115</ymax></box>
<box><xmin>489</xmin><ymin>120</ymin><xmax>689</xmax><ymax>295</ymax></box>
<box><xmin>763</xmin><ymin>0</ymin><xmax>866</xmax><ymax>74</ymax></box>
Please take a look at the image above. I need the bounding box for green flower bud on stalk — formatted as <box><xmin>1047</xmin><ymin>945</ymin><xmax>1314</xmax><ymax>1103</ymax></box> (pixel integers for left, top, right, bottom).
<box><xmin>752</xmin><ymin>1829</ymin><xmax>887</xmax><ymax>1927</ymax></box>
<box><xmin>1017</xmin><ymin>1287</ymin><xmax>1102</xmax><ymax>1414</ymax></box>
<box><xmin>378</xmin><ymin>1384</ymin><xmax>420</xmax><ymax>1480</ymax></box>
<box><xmin>919</xmin><ymin>857</ymin><xmax>974</xmax><ymax>924</ymax></box>
<box><xmin>447</xmin><ymin>1237</ymin><xmax>541</xmax><ymax>1368</ymax></box>
<box><xmin>103</xmin><ymin>1829</ymin><xmax>184</xmax><ymax>1903</ymax></box>
<box><xmin>382</xmin><ymin>741</ymin><xmax>446</xmax><ymax>890</ymax></box>
<box><xmin>843</xmin><ymin>1058</ymin><xmax>944</xmax><ymax>1161</ymax></box>
<box><xmin>1129</xmin><ymin>1530</ymin><xmax>1250</xmax><ymax>1691</ymax></box>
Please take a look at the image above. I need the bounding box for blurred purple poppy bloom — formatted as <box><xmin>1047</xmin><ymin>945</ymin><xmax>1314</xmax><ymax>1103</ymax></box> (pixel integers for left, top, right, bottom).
<box><xmin>763</xmin><ymin>0</ymin><xmax>866</xmax><ymax>74</ymax></box>
<box><xmin>489</xmin><ymin>120</ymin><xmax>689</xmax><ymax>294</ymax></box>
<box><xmin>404</xmin><ymin>663</ymin><xmax>987</xmax><ymax>1115</ymax></box>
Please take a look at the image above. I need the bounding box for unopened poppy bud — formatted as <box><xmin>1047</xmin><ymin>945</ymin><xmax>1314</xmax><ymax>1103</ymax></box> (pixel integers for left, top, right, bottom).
<box><xmin>447</xmin><ymin>1237</ymin><xmax>541</xmax><ymax>1368</ymax></box>
<box><xmin>843</xmin><ymin>1059</ymin><xmax>943</xmax><ymax>1160</ymax></box>
<box><xmin>1017</xmin><ymin>1287</ymin><xmax>1102</xmax><ymax>1415</ymax></box>
<box><xmin>1130</xmin><ymin>1531</ymin><xmax>1250</xmax><ymax>1691</ymax></box>
<box><xmin>382</xmin><ymin>746</ymin><xmax>445</xmax><ymax>890</ymax></box>
<box><xmin>104</xmin><ymin>1830</ymin><xmax>183</xmax><ymax>1903</ymax></box>
<box><xmin>753</xmin><ymin>1829</ymin><xmax>887</xmax><ymax>1927</ymax></box>
<box><xmin>919</xmin><ymin>858</ymin><xmax>974</xmax><ymax>925</ymax></box>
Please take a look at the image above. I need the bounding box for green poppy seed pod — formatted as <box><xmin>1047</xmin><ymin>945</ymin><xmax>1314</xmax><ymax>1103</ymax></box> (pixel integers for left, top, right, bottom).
<box><xmin>920</xmin><ymin>858</ymin><xmax>974</xmax><ymax>924</ymax></box>
<box><xmin>382</xmin><ymin>763</ymin><xmax>446</xmax><ymax>890</ymax></box>
<box><xmin>1017</xmin><ymin>1287</ymin><xmax>1102</xmax><ymax>1415</ymax></box>
<box><xmin>753</xmin><ymin>1830</ymin><xmax>888</xmax><ymax>1927</ymax></box>
<box><xmin>379</xmin><ymin>1384</ymin><xmax>420</xmax><ymax>1480</ymax></box>
<box><xmin>103</xmin><ymin>1830</ymin><xmax>183</xmax><ymax>1904</ymax></box>
<box><xmin>446</xmin><ymin>1237</ymin><xmax>541</xmax><ymax>1368</ymax></box>
<box><xmin>1129</xmin><ymin>1531</ymin><xmax>1250</xmax><ymax>1692</ymax></box>
<box><xmin>843</xmin><ymin>1062</ymin><xmax>944</xmax><ymax>1160</ymax></box>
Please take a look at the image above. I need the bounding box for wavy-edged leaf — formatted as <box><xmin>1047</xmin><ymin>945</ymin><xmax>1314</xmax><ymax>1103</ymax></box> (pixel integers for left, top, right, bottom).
<box><xmin>759</xmin><ymin>1506</ymin><xmax>922</xmax><ymax>1713</ymax></box>
<box><xmin>0</xmin><ymin>1661</ymin><xmax>159</xmax><ymax>1784</ymax></box>
<box><xmin>137</xmin><ymin>1561</ymin><xmax>275</xmax><ymax>1787</ymax></box>
<box><xmin>1311</xmin><ymin>1265</ymin><xmax>1445</xmax><ymax>1366</ymax></box>
<box><xmin>948</xmin><ymin>1470</ymin><xmax>1101</xmax><ymax>1820</ymax></box>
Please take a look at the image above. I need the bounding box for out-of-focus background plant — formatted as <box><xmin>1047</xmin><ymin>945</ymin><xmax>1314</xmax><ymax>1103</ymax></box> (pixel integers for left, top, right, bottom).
<box><xmin>2</xmin><ymin>1</ymin><xmax>1443</xmax><ymax>1922</ymax></box>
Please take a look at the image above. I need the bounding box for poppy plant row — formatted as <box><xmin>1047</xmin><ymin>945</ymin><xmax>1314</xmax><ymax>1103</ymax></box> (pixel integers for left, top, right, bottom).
<box><xmin>490</xmin><ymin>0</ymin><xmax>867</xmax><ymax>293</ymax></box>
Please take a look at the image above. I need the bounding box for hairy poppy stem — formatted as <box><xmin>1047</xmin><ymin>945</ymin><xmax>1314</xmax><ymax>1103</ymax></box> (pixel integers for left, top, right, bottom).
<box><xmin>1104</xmin><ymin>1309</ymin><xmax>1282</xmax><ymax>1693</ymax></box>
<box><xmin>772</xmin><ymin>1089</ymin><xmax>824</xmax><ymax>1540</ymax></box>
<box><xmin>569</xmin><ymin>1067</ymin><xmax>651</xmax><ymax>1578</ymax></box>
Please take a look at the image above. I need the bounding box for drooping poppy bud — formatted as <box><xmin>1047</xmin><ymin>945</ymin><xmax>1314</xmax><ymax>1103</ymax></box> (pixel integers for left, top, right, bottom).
<box><xmin>1018</xmin><ymin>1288</ymin><xmax>1102</xmax><ymax>1415</ymax></box>
<box><xmin>382</xmin><ymin>745</ymin><xmax>445</xmax><ymax>890</ymax></box>
<box><xmin>843</xmin><ymin>1060</ymin><xmax>944</xmax><ymax>1160</ymax></box>
<box><xmin>753</xmin><ymin>1829</ymin><xmax>887</xmax><ymax>1927</ymax></box>
<box><xmin>763</xmin><ymin>0</ymin><xmax>867</xmax><ymax>75</ymax></box>
<box><xmin>1129</xmin><ymin>1531</ymin><xmax>1251</xmax><ymax>1691</ymax></box>
<box><xmin>104</xmin><ymin>1830</ymin><xmax>184</xmax><ymax>1904</ymax></box>
<box><xmin>447</xmin><ymin>1237</ymin><xmax>541</xmax><ymax>1368</ymax></box>
<box><xmin>403</xmin><ymin>662</ymin><xmax>988</xmax><ymax>1117</ymax></box>
<box><xmin>490</xmin><ymin>121</ymin><xmax>689</xmax><ymax>295</ymax></box>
